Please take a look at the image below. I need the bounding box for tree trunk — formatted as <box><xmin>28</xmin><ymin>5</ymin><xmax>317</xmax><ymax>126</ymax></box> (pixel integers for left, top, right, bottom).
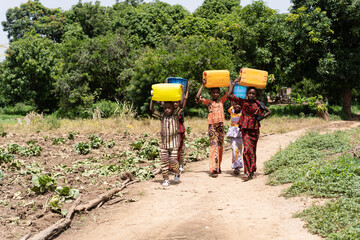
<box><xmin>342</xmin><ymin>86</ymin><xmax>352</xmax><ymax>119</ymax></box>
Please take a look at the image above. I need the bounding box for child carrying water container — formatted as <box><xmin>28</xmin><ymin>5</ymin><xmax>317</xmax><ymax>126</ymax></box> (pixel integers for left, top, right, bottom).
<box><xmin>226</xmin><ymin>103</ymin><xmax>243</xmax><ymax>175</ymax></box>
<box><xmin>196</xmin><ymin>79</ymin><xmax>229</xmax><ymax>178</ymax></box>
<box><xmin>150</xmin><ymin>99</ymin><xmax>182</xmax><ymax>187</ymax></box>
<box><xmin>168</xmin><ymin>79</ymin><xmax>189</xmax><ymax>173</ymax></box>
<box><xmin>228</xmin><ymin>78</ymin><xmax>272</xmax><ymax>181</ymax></box>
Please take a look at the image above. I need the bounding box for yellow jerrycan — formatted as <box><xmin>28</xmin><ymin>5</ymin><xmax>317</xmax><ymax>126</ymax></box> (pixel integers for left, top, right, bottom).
<box><xmin>239</xmin><ymin>68</ymin><xmax>268</xmax><ymax>89</ymax></box>
<box><xmin>151</xmin><ymin>83</ymin><xmax>183</xmax><ymax>102</ymax></box>
<box><xmin>203</xmin><ymin>70</ymin><xmax>230</xmax><ymax>88</ymax></box>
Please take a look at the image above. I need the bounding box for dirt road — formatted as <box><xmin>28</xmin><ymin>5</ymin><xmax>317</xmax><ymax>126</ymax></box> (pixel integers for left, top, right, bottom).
<box><xmin>57</xmin><ymin>121</ymin><xmax>359</xmax><ymax>240</ymax></box>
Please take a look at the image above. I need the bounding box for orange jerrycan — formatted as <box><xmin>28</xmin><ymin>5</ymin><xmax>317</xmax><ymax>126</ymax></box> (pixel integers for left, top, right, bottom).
<box><xmin>203</xmin><ymin>70</ymin><xmax>230</xmax><ymax>88</ymax></box>
<box><xmin>151</xmin><ymin>83</ymin><xmax>183</xmax><ymax>102</ymax></box>
<box><xmin>239</xmin><ymin>68</ymin><xmax>268</xmax><ymax>89</ymax></box>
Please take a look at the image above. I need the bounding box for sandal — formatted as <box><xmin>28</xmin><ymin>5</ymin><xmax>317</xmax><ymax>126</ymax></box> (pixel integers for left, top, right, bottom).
<box><xmin>242</xmin><ymin>173</ymin><xmax>250</xmax><ymax>181</ymax></box>
<box><xmin>211</xmin><ymin>173</ymin><xmax>218</xmax><ymax>178</ymax></box>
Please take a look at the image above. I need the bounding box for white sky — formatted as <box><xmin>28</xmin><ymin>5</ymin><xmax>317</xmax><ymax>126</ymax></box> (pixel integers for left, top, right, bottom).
<box><xmin>0</xmin><ymin>0</ymin><xmax>291</xmax><ymax>59</ymax></box>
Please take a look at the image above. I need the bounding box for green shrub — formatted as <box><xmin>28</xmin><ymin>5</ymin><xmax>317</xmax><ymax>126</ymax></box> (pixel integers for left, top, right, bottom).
<box><xmin>75</xmin><ymin>142</ymin><xmax>91</xmax><ymax>155</ymax></box>
<box><xmin>0</xmin><ymin>103</ymin><xmax>37</xmax><ymax>115</ymax></box>
<box><xmin>31</xmin><ymin>174</ymin><xmax>57</xmax><ymax>193</ymax></box>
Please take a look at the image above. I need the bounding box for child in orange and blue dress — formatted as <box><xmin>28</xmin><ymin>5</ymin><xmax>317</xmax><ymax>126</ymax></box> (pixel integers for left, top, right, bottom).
<box><xmin>226</xmin><ymin>103</ymin><xmax>243</xmax><ymax>175</ymax></box>
<box><xmin>150</xmin><ymin>99</ymin><xmax>182</xmax><ymax>187</ymax></box>
<box><xmin>196</xmin><ymin>79</ymin><xmax>229</xmax><ymax>178</ymax></box>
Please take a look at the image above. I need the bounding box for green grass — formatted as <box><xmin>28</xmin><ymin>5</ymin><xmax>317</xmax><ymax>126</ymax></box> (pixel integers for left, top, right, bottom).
<box><xmin>265</xmin><ymin>128</ymin><xmax>360</xmax><ymax>239</ymax></box>
<box><xmin>0</xmin><ymin>114</ymin><xmax>22</xmax><ymax>124</ymax></box>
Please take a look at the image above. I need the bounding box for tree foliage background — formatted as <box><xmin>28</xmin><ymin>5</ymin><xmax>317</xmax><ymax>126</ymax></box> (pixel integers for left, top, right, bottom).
<box><xmin>0</xmin><ymin>0</ymin><xmax>359</xmax><ymax>117</ymax></box>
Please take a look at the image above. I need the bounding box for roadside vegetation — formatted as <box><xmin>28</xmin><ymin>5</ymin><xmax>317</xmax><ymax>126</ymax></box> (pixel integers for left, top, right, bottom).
<box><xmin>265</xmin><ymin>128</ymin><xmax>360</xmax><ymax>239</ymax></box>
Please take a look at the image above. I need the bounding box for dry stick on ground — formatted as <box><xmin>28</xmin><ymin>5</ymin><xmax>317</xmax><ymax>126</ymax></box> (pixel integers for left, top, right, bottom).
<box><xmin>27</xmin><ymin>196</ymin><xmax>82</xmax><ymax>240</ymax></box>
<box><xmin>24</xmin><ymin>177</ymin><xmax>140</xmax><ymax>240</ymax></box>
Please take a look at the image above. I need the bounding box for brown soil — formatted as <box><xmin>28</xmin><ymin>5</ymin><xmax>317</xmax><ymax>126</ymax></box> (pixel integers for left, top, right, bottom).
<box><xmin>52</xmin><ymin>121</ymin><xmax>359</xmax><ymax>240</ymax></box>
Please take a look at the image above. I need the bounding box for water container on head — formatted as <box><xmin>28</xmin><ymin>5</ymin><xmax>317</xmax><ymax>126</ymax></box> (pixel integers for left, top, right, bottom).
<box><xmin>203</xmin><ymin>70</ymin><xmax>230</xmax><ymax>88</ymax></box>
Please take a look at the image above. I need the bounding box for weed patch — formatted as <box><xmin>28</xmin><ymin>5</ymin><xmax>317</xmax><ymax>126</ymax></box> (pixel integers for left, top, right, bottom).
<box><xmin>265</xmin><ymin>129</ymin><xmax>360</xmax><ymax>238</ymax></box>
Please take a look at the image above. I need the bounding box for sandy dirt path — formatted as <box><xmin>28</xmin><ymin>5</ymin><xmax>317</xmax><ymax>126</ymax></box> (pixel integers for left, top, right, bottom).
<box><xmin>57</xmin><ymin>121</ymin><xmax>359</xmax><ymax>240</ymax></box>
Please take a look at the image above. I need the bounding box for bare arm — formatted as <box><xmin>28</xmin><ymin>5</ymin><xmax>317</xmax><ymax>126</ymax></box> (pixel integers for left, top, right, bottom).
<box><xmin>182</xmin><ymin>81</ymin><xmax>189</xmax><ymax>109</ymax></box>
<box><xmin>196</xmin><ymin>79</ymin><xmax>206</xmax><ymax>103</ymax></box>
<box><xmin>149</xmin><ymin>98</ymin><xmax>155</xmax><ymax>114</ymax></box>
<box><xmin>228</xmin><ymin>77</ymin><xmax>239</xmax><ymax>98</ymax></box>
<box><xmin>262</xmin><ymin>106</ymin><xmax>272</xmax><ymax>119</ymax></box>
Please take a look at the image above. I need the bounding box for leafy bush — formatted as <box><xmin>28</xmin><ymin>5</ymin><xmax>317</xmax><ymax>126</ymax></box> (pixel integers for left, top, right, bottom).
<box><xmin>0</xmin><ymin>103</ymin><xmax>37</xmax><ymax>115</ymax></box>
<box><xmin>106</xmin><ymin>140</ymin><xmax>115</xmax><ymax>148</ymax></box>
<box><xmin>88</xmin><ymin>133</ymin><xmax>104</xmax><ymax>149</ymax></box>
<box><xmin>0</xmin><ymin>151</ymin><xmax>14</xmax><ymax>164</ymax></box>
<box><xmin>67</xmin><ymin>131</ymin><xmax>79</xmax><ymax>140</ymax></box>
<box><xmin>55</xmin><ymin>186</ymin><xmax>79</xmax><ymax>202</ymax></box>
<box><xmin>31</xmin><ymin>174</ymin><xmax>57</xmax><ymax>193</ymax></box>
<box><xmin>75</xmin><ymin>142</ymin><xmax>91</xmax><ymax>155</ymax></box>
<box><xmin>52</xmin><ymin>137</ymin><xmax>66</xmax><ymax>145</ymax></box>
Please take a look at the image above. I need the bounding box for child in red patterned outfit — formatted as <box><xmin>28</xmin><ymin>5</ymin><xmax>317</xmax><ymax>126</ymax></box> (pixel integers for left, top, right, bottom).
<box><xmin>228</xmin><ymin>78</ymin><xmax>271</xmax><ymax>181</ymax></box>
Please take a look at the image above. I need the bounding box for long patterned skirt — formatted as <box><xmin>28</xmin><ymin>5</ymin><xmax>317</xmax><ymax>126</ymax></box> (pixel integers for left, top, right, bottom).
<box><xmin>161</xmin><ymin>148</ymin><xmax>180</xmax><ymax>180</ymax></box>
<box><xmin>208</xmin><ymin>122</ymin><xmax>225</xmax><ymax>173</ymax></box>
<box><xmin>230</xmin><ymin>137</ymin><xmax>243</xmax><ymax>169</ymax></box>
<box><xmin>241</xmin><ymin>129</ymin><xmax>259</xmax><ymax>174</ymax></box>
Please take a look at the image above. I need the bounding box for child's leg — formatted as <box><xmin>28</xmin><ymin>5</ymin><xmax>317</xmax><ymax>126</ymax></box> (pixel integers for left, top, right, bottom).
<box><xmin>178</xmin><ymin>133</ymin><xmax>185</xmax><ymax>166</ymax></box>
<box><xmin>208</xmin><ymin>124</ymin><xmax>218</xmax><ymax>173</ymax></box>
<box><xmin>169</xmin><ymin>149</ymin><xmax>180</xmax><ymax>174</ymax></box>
<box><xmin>232</xmin><ymin>137</ymin><xmax>243</xmax><ymax>169</ymax></box>
<box><xmin>160</xmin><ymin>148</ymin><xmax>170</xmax><ymax>180</ymax></box>
<box><xmin>218</xmin><ymin>123</ymin><xmax>225</xmax><ymax>169</ymax></box>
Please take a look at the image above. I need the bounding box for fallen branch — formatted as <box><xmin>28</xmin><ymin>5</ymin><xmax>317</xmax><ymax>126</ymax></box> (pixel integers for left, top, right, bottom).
<box><xmin>23</xmin><ymin>177</ymin><xmax>139</xmax><ymax>240</ymax></box>
<box><xmin>75</xmin><ymin>178</ymin><xmax>140</xmax><ymax>212</ymax></box>
<box><xmin>20</xmin><ymin>233</ymin><xmax>32</xmax><ymax>240</ymax></box>
<box><xmin>28</xmin><ymin>196</ymin><xmax>81</xmax><ymax>240</ymax></box>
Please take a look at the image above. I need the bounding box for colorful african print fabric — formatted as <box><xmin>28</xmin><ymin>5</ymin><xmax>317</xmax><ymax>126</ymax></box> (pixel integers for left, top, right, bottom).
<box><xmin>208</xmin><ymin>122</ymin><xmax>225</xmax><ymax>173</ymax></box>
<box><xmin>241</xmin><ymin>129</ymin><xmax>259</xmax><ymax>174</ymax></box>
<box><xmin>230</xmin><ymin>137</ymin><xmax>243</xmax><ymax>169</ymax></box>
<box><xmin>153</xmin><ymin>108</ymin><xmax>182</xmax><ymax>149</ymax></box>
<box><xmin>200</xmin><ymin>95</ymin><xmax>228</xmax><ymax>125</ymax></box>
<box><xmin>160</xmin><ymin>148</ymin><xmax>180</xmax><ymax>180</ymax></box>
<box><xmin>229</xmin><ymin>95</ymin><xmax>264</xmax><ymax>129</ymax></box>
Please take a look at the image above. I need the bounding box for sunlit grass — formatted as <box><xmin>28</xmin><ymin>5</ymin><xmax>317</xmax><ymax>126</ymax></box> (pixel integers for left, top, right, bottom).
<box><xmin>1</xmin><ymin>114</ymin><xmax>328</xmax><ymax>136</ymax></box>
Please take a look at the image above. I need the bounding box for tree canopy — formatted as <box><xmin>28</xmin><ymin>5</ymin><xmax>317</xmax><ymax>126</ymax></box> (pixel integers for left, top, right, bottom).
<box><xmin>0</xmin><ymin>0</ymin><xmax>359</xmax><ymax>117</ymax></box>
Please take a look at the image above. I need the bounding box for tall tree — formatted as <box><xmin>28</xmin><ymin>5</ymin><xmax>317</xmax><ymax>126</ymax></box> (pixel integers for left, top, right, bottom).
<box><xmin>128</xmin><ymin>36</ymin><xmax>234</xmax><ymax>114</ymax></box>
<box><xmin>2</xmin><ymin>0</ymin><xmax>67</xmax><ymax>42</ymax></box>
<box><xmin>65</xmin><ymin>1</ymin><xmax>113</xmax><ymax>38</ymax></box>
<box><xmin>0</xmin><ymin>34</ymin><xmax>59</xmax><ymax>110</ymax></box>
<box><xmin>54</xmin><ymin>33</ymin><xmax>139</xmax><ymax>111</ymax></box>
<box><xmin>194</xmin><ymin>0</ymin><xmax>240</xmax><ymax>19</ymax></box>
<box><xmin>111</xmin><ymin>1</ymin><xmax>189</xmax><ymax>46</ymax></box>
<box><xmin>288</xmin><ymin>0</ymin><xmax>360</xmax><ymax>117</ymax></box>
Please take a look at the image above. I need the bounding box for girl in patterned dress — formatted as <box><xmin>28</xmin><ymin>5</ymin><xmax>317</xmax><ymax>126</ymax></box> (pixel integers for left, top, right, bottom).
<box><xmin>226</xmin><ymin>104</ymin><xmax>243</xmax><ymax>175</ymax></box>
<box><xmin>196</xmin><ymin>79</ymin><xmax>229</xmax><ymax>178</ymax></box>
<box><xmin>150</xmin><ymin>99</ymin><xmax>182</xmax><ymax>187</ymax></box>
<box><xmin>228</xmin><ymin>78</ymin><xmax>271</xmax><ymax>181</ymax></box>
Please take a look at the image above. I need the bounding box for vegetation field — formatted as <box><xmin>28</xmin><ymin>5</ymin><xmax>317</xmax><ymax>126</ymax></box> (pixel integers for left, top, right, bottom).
<box><xmin>0</xmin><ymin>109</ymin><xmax>334</xmax><ymax>239</ymax></box>
<box><xmin>265</xmin><ymin>127</ymin><xmax>360</xmax><ymax>239</ymax></box>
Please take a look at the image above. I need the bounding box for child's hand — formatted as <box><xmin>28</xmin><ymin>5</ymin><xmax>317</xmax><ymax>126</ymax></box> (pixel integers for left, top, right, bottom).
<box><xmin>202</xmin><ymin>79</ymin><xmax>206</xmax><ymax>85</ymax></box>
<box><xmin>234</xmin><ymin>77</ymin><xmax>240</xmax><ymax>84</ymax></box>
